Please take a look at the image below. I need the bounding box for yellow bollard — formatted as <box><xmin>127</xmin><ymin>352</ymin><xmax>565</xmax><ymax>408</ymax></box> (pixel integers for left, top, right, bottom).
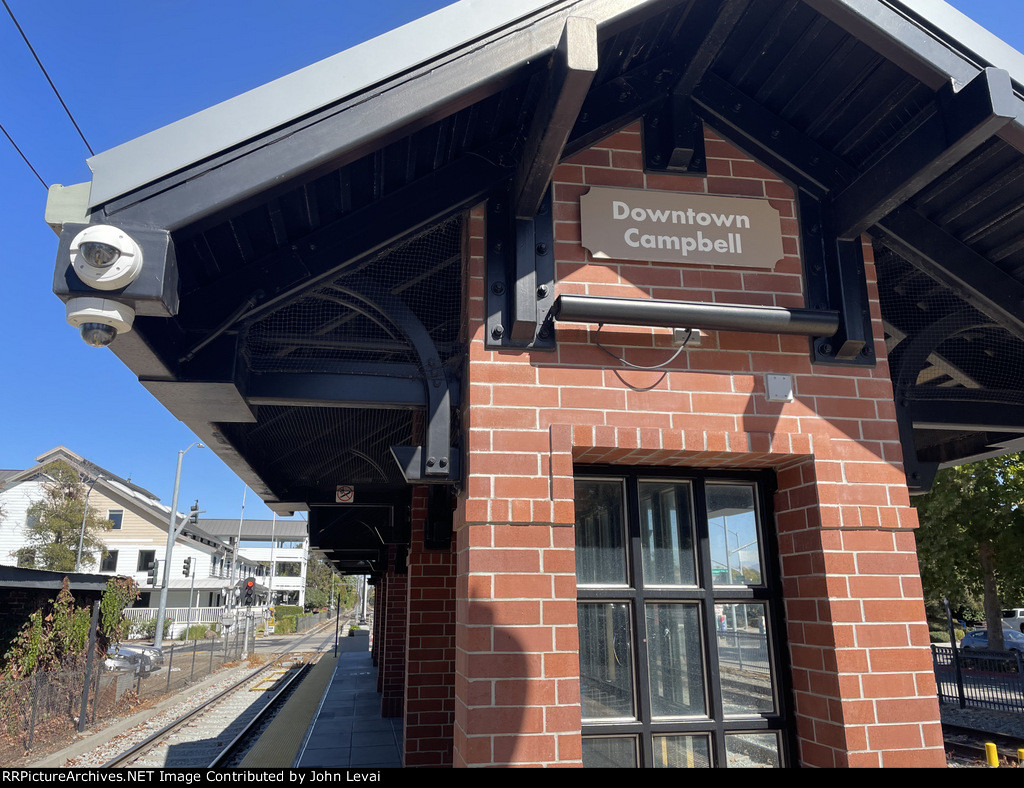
<box><xmin>1018</xmin><ymin>748</ymin><xmax>1023</xmax><ymax>765</ymax></box>
<box><xmin>985</xmin><ymin>742</ymin><xmax>998</xmax><ymax>767</ymax></box>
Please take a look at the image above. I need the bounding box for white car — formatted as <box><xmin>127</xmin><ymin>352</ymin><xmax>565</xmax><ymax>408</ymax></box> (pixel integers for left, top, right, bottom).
<box><xmin>1002</xmin><ymin>608</ymin><xmax>1024</xmax><ymax>633</ymax></box>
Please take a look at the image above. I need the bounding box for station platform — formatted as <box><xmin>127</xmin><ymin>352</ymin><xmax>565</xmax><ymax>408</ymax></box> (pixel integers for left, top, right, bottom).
<box><xmin>241</xmin><ymin>645</ymin><xmax>402</xmax><ymax>769</ymax></box>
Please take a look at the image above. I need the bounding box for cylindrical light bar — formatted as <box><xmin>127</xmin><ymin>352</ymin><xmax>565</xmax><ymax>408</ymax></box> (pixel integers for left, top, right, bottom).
<box><xmin>552</xmin><ymin>294</ymin><xmax>839</xmax><ymax>336</ymax></box>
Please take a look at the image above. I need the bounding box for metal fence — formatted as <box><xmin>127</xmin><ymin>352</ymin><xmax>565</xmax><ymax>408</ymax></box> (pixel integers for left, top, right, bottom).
<box><xmin>932</xmin><ymin>644</ymin><xmax>1024</xmax><ymax>713</ymax></box>
<box><xmin>0</xmin><ymin>621</ymin><xmax>259</xmax><ymax>765</ymax></box>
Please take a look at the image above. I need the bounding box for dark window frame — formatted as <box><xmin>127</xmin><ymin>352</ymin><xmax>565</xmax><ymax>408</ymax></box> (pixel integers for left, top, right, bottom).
<box><xmin>575</xmin><ymin>465</ymin><xmax>795</xmax><ymax>768</ymax></box>
<box><xmin>107</xmin><ymin>510</ymin><xmax>123</xmax><ymax>530</ymax></box>
<box><xmin>137</xmin><ymin>550</ymin><xmax>156</xmax><ymax>571</ymax></box>
<box><xmin>100</xmin><ymin>550</ymin><xmax>118</xmax><ymax>572</ymax></box>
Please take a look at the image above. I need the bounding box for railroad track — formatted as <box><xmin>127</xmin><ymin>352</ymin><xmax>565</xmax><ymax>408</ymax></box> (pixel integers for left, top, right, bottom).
<box><xmin>944</xmin><ymin>723</ymin><xmax>1024</xmax><ymax>766</ymax></box>
<box><xmin>103</xmin><ymin>625</ymin><xmax>342</xmax><ymax>768</ymax></box>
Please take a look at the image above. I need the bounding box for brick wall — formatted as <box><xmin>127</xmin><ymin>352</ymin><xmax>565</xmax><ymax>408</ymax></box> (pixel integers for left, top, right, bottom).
<box><xmin>404</xmin><ymin>488</ymin><xmax>457</xmax><ymax>766</ymax></box>
<box><xmin>380</xmin><ymin>545</ymin><xmax>407</xmax><ymax>719</ymax></box>
<box><xmin>452</xmin><ymin>121</ymin><xmax>945</xmax><ymax>767</ymax></box>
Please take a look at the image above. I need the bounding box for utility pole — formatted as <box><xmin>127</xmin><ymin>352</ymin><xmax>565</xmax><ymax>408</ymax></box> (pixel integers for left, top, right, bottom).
<box><xmin>154</xmin><ymin>442</ymin><xmax>204</xmax><ymax>649</ymax></box>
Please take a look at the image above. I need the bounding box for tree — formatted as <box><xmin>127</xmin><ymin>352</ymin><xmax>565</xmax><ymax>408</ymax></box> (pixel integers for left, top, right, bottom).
<box><xmin>303</xmin><ymin>556</ymin><xmax>357</xmax><ymax>610</ymax></box>
<box><xmin>14</xmin><ymin>461</ymin><xmax>112</xmax><ymax>572</ymax></box>
<box><xmin>914</xmin><ymin>453</ymin><xmax>1024</xmax><ymax>650</ymax></box>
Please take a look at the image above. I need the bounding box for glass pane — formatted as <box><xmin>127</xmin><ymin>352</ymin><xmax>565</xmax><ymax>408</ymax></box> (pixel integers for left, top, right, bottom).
<box><xmin>582</xmin><ymin>736</ymin><xmax>638</xmax><ymax>767</ymax></box>
<box><xmin>638</xmin><ymin>482</ymin><xmax>696</xmax><ymax>586</ymax></box>
<box><xmin>652</xmin><ymin>735</ymin><xmax>711</xmax><ymax>768</ymax></box>
<box><xmin>725</xmin><ymin>732</ymin><xmax>781</xmax><ymax>767</ymax></box>
<box><xmin>715</xmin><ymin>602</ymin><xmax>775</xmax><ymax>715</ymax></box>
<box><xmin>706</xmin><ymin>483</ymin><xmax>763</xmax><ymax>586</ymax></box>
<box><xmin>646</xmin><ymin>604</ymin><xmax>706</xmax><ymax>717</ymax></box>
<box><xmin>575</xmin><ymin>479</ymin><xmax>627</xmax><ymax>585</ymax></box>
<box><xmin>578</xmin><ymin>603</ymin><xmax>635</xmax><ymax>720</ymax></box>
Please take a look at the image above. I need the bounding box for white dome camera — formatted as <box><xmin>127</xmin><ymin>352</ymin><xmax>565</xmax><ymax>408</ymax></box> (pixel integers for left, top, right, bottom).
<box><xmin>65</xmin><ymin>297</ymin><xmax>135</xmax><ymax>347</ymax></box>
<box><xmin>69</xmin><ymin>225</ymin><xmax>144</xmax><ymax>291</ymax></box>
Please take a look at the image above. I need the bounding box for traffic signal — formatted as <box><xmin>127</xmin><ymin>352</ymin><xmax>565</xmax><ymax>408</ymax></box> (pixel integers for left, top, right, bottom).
<box><xmin>147</xmin><ymin>560</ymin><xmax>158</xmax><ymax>586</ymax></box>
<box><xmin>182</xmin><ymin>558</ymin><xmax>191</xmax><ymax>577</ymax></box>
<box><xmin>188</xmin><ymin>501</ymin><xmax>200</xmax><ymax>525</ymax></box>
<box><xmin>243</xmin><ymin>577</ymin><xmax>256</xmax><ymax>606</ymax></box>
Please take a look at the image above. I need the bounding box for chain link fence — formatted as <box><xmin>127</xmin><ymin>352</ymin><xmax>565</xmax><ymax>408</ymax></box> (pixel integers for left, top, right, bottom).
<box><xmin>0</xmin><ymin>617</ymin><xmax>261</xmax><ymax>764</ymax></box>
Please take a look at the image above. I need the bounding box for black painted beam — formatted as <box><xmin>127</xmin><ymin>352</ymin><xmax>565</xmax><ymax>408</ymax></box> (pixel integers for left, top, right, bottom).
<box><xmin>691</xmin><ymin>72</ymin><xmax>857</xmax><ymax>195</ymax></box>
<box><xmin>180</xmin><ymin>155</ymin><xmax>508</xmax><ymax>333</ymax></box>
<box><xmin>908</xmin><ymin>397</ymin><xmax>1024</xmax><ymax>433</ymax></box>
<box><xmin>832</xmin><ymin>68</ymin><xmax>1016</xmax><ymax>240</ymax></box>
<box><xmin>515</xmin><ymin>16</ymin><xmax>598</xmax><ymax>221</ymax></box>
<box><xmin>875</xmin><ymin>206</ymin><xmax>1024</xmax><ymax>342</ymax></box>
<box><xmin>244</xmin><ymin>367</ymin><xmax>427</xmax><ymax>410</ymax></box>
<box><xmin>672</xmin><ymin>0</ymin><xmax>751</xmax><ymax>100</ymax></box>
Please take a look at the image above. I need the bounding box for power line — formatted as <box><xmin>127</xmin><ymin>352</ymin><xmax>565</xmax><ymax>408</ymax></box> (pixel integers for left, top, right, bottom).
<box><xmin>2</xmin><ymin>0</ymin><xmax>94</xmax><ymax>156</ymax></box>
<box><xmin>0</xmin><ymin>120</ymin><xmax>47</xmax><ymax>188</ymax></box>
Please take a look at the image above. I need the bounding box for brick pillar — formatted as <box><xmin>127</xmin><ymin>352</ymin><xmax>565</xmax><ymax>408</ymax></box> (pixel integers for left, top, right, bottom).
<box><xmin>452</xmin><ymin>518</ymin><xmax>582</xmax><ymax>767</ymax></box>
<box><xmin>374</xmin><ymin>573</ymin><xmax>385</xmax><ymax>683</ymax></box>
<box><xmin>381</xmin><ymin>546</ymin><xmax>408</xmax><ymax>718</ymax></box>
<box><xmin>775</xmin><ymin>456</ymin><xmax>946</xmax><ymax>767</ymax></box>
<box><xmin>404</xmin><ymin>488</ymin><xmax>457</xmax><ymax>766</ymax></box>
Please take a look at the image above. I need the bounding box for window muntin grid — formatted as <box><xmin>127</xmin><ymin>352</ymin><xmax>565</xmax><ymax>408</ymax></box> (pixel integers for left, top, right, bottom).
<box><xmin>576</xmin><ymin>470</ymin><xmax>789</xmax><ymax>768</ymax></box>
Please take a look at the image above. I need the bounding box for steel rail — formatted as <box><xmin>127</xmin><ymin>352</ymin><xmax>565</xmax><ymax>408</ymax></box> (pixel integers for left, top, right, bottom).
<box><xmin>102</xmin><ymin>623</ymin><xmax>338</xmax><ymax>768</ymax></box>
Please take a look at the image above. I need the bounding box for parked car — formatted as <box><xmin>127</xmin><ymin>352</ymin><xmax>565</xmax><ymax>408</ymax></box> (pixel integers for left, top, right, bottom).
<box><xmin>959</xmin><ymin>628</ymin><xmax>1024</xmax><ymax>653</ymax></box>
<box><xmin>104</xmin><ymin>644</ymin><xmax>164</xmax><ymax>674</ymax></box>
<box><xmin>1001</xmin><ymin>608</ymin><xmax>1024</xmax><ymax>633</ymax></box>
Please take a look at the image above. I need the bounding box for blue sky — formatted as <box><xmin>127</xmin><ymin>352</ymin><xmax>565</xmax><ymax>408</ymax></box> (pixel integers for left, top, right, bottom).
<box><xmin>0</xmin><ymin>1</ymin><xmax>1017</xmax><ymax>520</ymax></box>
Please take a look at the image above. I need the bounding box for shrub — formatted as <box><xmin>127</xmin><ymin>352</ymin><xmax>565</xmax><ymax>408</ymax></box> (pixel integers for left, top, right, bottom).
<box><xmin>180</xmin><ymin>623</ymin><xmax>217</xmax><ymax>641</ymax></box>
<box><xmin>130</xmin><ymin>618</ymin><xmax>172</xmax><ymax>639</ymax></box>
<box><xmin>275</xmin><ymin>605</ymin><xmax>302</xmax><ymax>619</ymax></box>
<box><xmin>276</xmin><ymin>615</ymin><xmax>297</xmax><ymax>634</ymax></box>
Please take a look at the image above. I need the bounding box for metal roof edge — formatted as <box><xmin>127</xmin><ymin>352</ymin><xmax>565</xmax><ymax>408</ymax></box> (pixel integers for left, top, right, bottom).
<box><xmin>895</xmin><ymin>0</ymin><xmax>1024</xmax><ymax>89</ymax></box>
<box><xmin>85</xmin><ymin>0</ymin><xmax>564</xmax><ymax>209</ymax></box>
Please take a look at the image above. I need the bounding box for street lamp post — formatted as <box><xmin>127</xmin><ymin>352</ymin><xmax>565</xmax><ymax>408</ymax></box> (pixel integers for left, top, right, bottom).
<box><xmin>154</xmin><ymin>442</ymin><xmax>204</xmax><ymax>649</ymax></box>
<box><xmin>74</xmin><ymin>477</ymin><xmax>99</xmax><ymax>573</ymax></box>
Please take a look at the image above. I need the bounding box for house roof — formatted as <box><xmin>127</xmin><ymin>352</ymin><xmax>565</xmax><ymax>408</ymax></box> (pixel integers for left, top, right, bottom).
<box><xmin>1</xmin><ymin>447</ymin><xmax>239</xmax><ymax>556</ymax></box>
<box><xmin>46</xmin><ymin>0</ymin><xmax>1024</xmax><ymax>572</ymax></box>
<box><xmin>200</xmin><ymin>519</ymin><xmax>308</xmax><ymax>540</ymax></box>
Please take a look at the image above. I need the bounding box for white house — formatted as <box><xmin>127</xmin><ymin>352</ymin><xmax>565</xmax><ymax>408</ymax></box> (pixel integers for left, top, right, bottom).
<box><xmin>0</xmin><ymin>447</ymin><xmax>268</xmax><ymax>615</ymax></box>
<box><xmin>200</xmin><ymin>518</ymin><xmax>308</xmax><ymax>607</ymax></box>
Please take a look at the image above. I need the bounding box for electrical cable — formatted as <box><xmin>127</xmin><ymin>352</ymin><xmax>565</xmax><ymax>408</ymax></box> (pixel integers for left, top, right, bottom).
<box><xmin>0</xmin><ymin>120</ymin><xmax>47</xmax><ymax>188</ymax></box>
<box><xmin>2</xmin><ymin>0</ymin><xmax>94</xmax><ymax>155</ymax></box>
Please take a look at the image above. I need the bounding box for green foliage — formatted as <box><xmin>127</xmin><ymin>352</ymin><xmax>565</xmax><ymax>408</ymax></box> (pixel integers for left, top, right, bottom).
<box><xmin>1</xmin><ymin>579</ymin><xmax>94</xmax><ymax>680</ymax></box>
<box><xmin>303</xmin><ymin>557</ymin><xmax>356</xmax><ymax>610</ymax></box>
<box><xmin>99</xmin><ymin>577</ymin><xmax>140</xmax><ymax>646</ymax></box>
<box><xmin>276</xmin><ymin>615</ymin><xmax>296</xmax><ymax>634</ymax></box>
<box><xmin>180</xmin><ymin>623</ymin><xmax>217</xmax><ymax>640</ymax></box>
<box><xmin>914</xmin><ymin>453</ymin><xmax>1024</xmax><ymax>650</ymax></box>
<box><xmin>274</xmin><ymin>605</ymin><xmax>303</xmax><ymax>619</ymax></box>
<box><xmin>18</xmin><ymin>461</ymin><xmax>112</xmax><ymax>571</ymax></box>
<box><xmin>130</xmin><ymin>617</ymin><xmax>172</xmax><ymax>639</ymax></box>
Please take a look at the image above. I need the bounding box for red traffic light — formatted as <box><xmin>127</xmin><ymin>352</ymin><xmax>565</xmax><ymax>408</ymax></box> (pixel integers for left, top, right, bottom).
<box><xmin>245</xmin><ymin>579</ymin><xmax>255</xmax><ymax>589</ymax></box>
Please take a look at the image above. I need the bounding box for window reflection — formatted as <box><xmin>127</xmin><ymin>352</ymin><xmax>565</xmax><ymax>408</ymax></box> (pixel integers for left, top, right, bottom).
<box><xmin>714</xmin><ymin>602</ymin><xmax>775</xmax><ymax>715</ymax></box>
<box><xmin>575</xmin><ymin>480</ymin><xmax>627</xmax><ymax>585</ymax></box>
<box><xmin>578</xmin><ymin>603</ymin><xmax>635</xmax><ymax>720</ymax></box>
<box><xmin>639</xmin><ymin>482</ymin><xmax>696</xmax><ymax>586</ymax></box>
<box><xmin>706</xmin><ymin>484</ymin><xmax>762</xmax><ymax>586</ymax></box>
<box><xmin>646</xmin><ymin>604</ymin><xmax>705</xmax><ymax>717</ymax></box>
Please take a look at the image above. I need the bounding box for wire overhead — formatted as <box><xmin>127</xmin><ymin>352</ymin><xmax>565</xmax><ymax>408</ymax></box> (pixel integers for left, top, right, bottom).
<box><xmin>2</xmin><ymin>0</ymin><xmax>94</xmax><ymax>156</ymax></box>
<box><xmin>0</xmin><ymin>120</ymin><xmax>46</xmax><ymax>188</ymax></box>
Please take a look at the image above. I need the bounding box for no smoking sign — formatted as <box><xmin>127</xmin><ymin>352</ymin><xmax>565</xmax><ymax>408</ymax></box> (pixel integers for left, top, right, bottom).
<box><xmin>336</xmin><ymin>485</ymin><xmax>354</xmax><ymax>503</ymax></box>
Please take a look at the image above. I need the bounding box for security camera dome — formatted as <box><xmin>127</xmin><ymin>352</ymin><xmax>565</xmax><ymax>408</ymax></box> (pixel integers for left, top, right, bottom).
<box><xmin>65</xmin><ymin>297</ymin><xmax>135</xmax><ymax>348</ymax></box>
<box><xmin>80</xmin><ymin>322</ymin><xmax>118</xmax><ymax>347</ymax></box>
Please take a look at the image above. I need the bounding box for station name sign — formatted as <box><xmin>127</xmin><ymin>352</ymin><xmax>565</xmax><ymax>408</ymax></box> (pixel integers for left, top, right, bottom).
<box><xmin>580</xmin><ymin>186</ymin><xmax>784</xmax><ymax>269</ymax></box>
